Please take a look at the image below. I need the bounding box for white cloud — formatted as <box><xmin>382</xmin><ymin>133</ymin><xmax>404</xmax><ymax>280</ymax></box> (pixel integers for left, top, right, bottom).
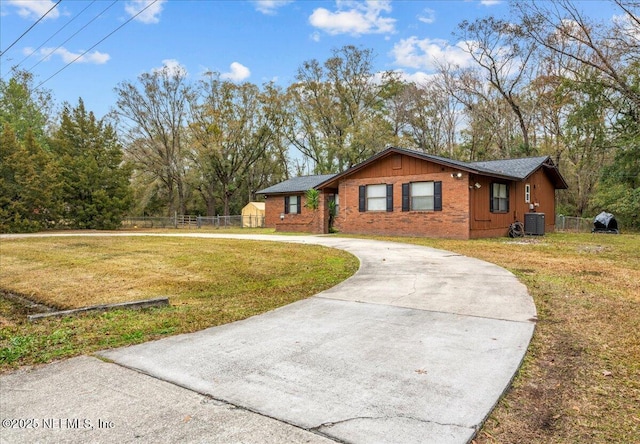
<box><xmin>6</xmin><ymin>0</ymin><xmax>60</xmax><ymax>20</ymax></box>
<box><xmin>373</xmin><ymin>69</ymin><xmax>437</xmax><ymax>86</ymax></box>
<box><xmin>221</xmin><ymin>62</ymin><xmax>251</xmax><ymax>82</ymax></box>
<box><xmin>613</xmin><ymin>13</ymin><xmax>640</xmax><ymax>41</ymax></box>
<box><xmin>391</xmin><ymin>37</ymin><xmax>474</xmax><ymax>71</ymax></box>
<box><xmin>418</xmin><ymin>8</ymin><xmax>435</xmax><ymax>24</ymax></box>
<box><xmin>125</xmin><ymin>0</ymin><xmax>166</xmax><ymax>24</ymax></box>
<box><xmin>309</xmin><ymin>0</ymin><xmax>395</xmax><ymax>36</ymax></box>
<box><xmin>253</xmin><ymin>0</ymin><xmax>294</xmax><ymax>15</ymax></box>
<box><xmin>311</xmin><ymin>31</ymin><xmax>321</xmax><ymax>42</ymax></box>
<box><xmin>395</xmin><ymin>70</ymin><xmax>438</xmax><ymax>85</ymax></box>
<box><xmin>27</xmin><ymin>46</ymin><xmax>110</xmax><ymax>64</ymax></box>
<box><xmin>480</xmin><ymin>0</ymin><xmax>502</xmax><ymax>5</ymax></box>
<box><xmin>152</xmin><ymin>59</ymin><xmax>187</xmax><ymax>77</ymax></box>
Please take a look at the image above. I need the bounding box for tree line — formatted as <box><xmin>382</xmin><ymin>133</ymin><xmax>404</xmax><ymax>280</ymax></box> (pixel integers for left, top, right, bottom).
<box><xmin>1</xmin><ymin>71</ymin><xmax>131</xmax><ymax>232</ymax></box>
<box><xmin>1</xmin><ymin>0</ymin><xmax>638</xmax><ymax>232</ymax></box>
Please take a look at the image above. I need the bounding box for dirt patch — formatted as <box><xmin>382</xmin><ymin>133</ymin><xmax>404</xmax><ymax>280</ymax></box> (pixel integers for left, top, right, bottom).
<box><xmin>578</xmin><ymin>245</ymin><xmax>611</xmax><ymax>254</ymax></box>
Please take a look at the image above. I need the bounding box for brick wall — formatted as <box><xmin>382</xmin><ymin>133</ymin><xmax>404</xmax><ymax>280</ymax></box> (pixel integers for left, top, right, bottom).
<box><xmin>263</xmin><ymin>151</ymin><xmax>560</xmax><ymax>239</ymax></box>
<box><xmin>332</xmin><ymin>172</ymin><xmax>471</xmax><ymax>239</ymax></box>
<box><xmin>263</xmin><ymin>196</ymin><xmax>280</xmax><ymax>228</ymax></box>
<box><xmin>264</xmin><ymin>194</ymin><xmax>325</xmax><ymax>233</ymax></box>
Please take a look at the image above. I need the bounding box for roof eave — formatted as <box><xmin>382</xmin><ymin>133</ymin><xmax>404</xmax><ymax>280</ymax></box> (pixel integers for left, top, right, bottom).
<box><xmin>257</xmin><ymin>173</ymin><xmax>338</xmax><ymax>195</ymax></box>
<box><xmin>472</xmin><ymin>171</ymin><xmax>522</xmax><ymax>182</ymax></box>
<box><xmin>289</xmin><ymin>148</ymin><xmax>569</xmax><ymax>191</ymax></box>
<box><xmin>543</xmin><ymin>164</ymin><xmax>569</xmax><ymax>189</ymax></box>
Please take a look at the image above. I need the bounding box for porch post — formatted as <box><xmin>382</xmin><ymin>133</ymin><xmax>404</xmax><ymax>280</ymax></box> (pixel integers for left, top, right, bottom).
<box><xmin>316</xmin><ymin>191</ymin><xmax>330</xmax><ymax>234</ymax></box>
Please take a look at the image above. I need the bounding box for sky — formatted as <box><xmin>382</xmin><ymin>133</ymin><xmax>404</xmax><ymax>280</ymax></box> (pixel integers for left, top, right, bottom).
<box><xmin>0</xmin><ymin>0</ymin><xmax>619</xmax><ymax>120</ymax></box>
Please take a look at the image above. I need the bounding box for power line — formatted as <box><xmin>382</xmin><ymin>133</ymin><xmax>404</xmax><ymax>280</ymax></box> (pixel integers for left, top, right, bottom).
<box><xmin>35</xmin><ymin>0</ymin><xmax>159</xmax><ymax>90</ymax></box>
<box><xmin>0</xmin><ymin>0</ymin><xmax>62</xmax><ymax>57</ymax></box>
<box><xmin>27</xmin><ymin>1</ymin><xmax>118</xmax><ymax>74</ymax></box>
<box><xmin>7</xmin><ymin>0</ymin><xmax>98</xmax><ymax>75</ymax></box>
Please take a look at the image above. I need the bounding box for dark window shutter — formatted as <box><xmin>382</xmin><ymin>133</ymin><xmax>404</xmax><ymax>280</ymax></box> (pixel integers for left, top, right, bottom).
<box><xmin>296</xmin><ymin>195</ymin><xmax>301</xmax><ymax>214</ymax></box>
<box><xmin>434</xmin><ymin>181</ymin><xmax>442</xmax><ymax>211</ymax></box>
<box><xmin>386</xmin><ymin>184</ymin><xmax>394</xmax><ymax>212</ymax></box>
<box><xmin>402</xmin><ymin>183</ymin><xmax>410</xmax><ymax>212</ymax></box>
<box><xmin>284</xmin><ymin>196</ymin><xmax>290</xmax><ymax>214</ymax></box>
<box><xmin>359</xmin><ymin>186</ymin><xmax>366</xmax><ymax>212</ymax></box>
<box><xmin>505</xmin><ymin>184</ymin><xmax>510</xmax><ymax>212</ymax></box>
<box><xmin>489</xmin><ymin>184</ymin><xmax>494</xmax><ymax>212</ymax></box>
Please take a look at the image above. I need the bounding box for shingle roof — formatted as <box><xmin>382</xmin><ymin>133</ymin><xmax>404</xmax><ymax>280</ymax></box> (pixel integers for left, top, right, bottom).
<box><xmin>389</xmin><ymin>148</ymin><xmax>550</xmax><ymax>179</ymax></box>
<box><xmin>469</xmin><ymin>156</ymin><xmax>551</xmax><ymax>180</ymax></box>
<box><xmin>262</xmin><ymin>148</ymin><xmax>567</xmax><ymax>194</ymax></box>
<box><xmin>257</xmin><ymin>174</ymin><xmax>337</xmax><ymax>195</ymax></box>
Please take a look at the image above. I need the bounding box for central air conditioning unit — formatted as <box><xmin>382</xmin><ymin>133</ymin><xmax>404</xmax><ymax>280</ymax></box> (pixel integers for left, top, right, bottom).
<box><xmin>524</xmin><ymin>213</ymin><xmax>545</xmax><ymax>235</ymax></box>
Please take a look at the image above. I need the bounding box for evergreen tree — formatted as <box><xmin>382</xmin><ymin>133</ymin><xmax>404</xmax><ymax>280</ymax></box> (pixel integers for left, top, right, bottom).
<box><xmin>51</xmin><ymin>99</ymin><xmax>132</xmax><ymax>229</ymax></box>
<box><xmin>0</xmin><ymin>125</ymin><xmax>62</xmax><ymax>232</ymax></box>
<box><xmin>0</xmin><ymin>70</ymin><xmax>53</xmax><ymax>145</ymax></box>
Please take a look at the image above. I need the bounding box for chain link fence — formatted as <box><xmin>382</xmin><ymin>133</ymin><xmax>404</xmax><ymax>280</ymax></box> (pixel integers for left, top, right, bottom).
<box><xmin>196</xmin><ymin>215</ymin><xmax>265</xmax><ymax>228</ymax></box>
<box><xmin>121</xmin><ymin>215</ymin><xmax>265</xmax><ymax>229</ymax></box>
<box><xmin>124</xmin><ymin>214</ymin><xmax>602</xmax><ymax>233</ymax></box>
<box><xmin>555</xmin><ymin>215</ymin><xmax>594</xmax><ymax>232</ymax></box>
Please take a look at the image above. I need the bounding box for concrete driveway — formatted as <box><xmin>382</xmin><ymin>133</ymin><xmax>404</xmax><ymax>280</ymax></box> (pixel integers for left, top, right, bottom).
<box><xmin>0</xmin><ymin>234</ymin><xmax>536</xmax><ymax>444</ymax></box>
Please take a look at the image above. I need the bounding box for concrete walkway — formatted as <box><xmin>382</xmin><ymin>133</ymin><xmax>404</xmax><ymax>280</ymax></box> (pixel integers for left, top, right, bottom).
<box><xmin>0</xmin><ymin>234</ymin><xmax>536</xmax><ymax>444</ymax></box>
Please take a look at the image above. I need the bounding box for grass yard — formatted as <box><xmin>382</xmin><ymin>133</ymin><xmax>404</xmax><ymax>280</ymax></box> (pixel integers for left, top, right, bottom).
<box><xmin>0</xmin><ymin>235</ymin><xmax>358</xmax><ymax>371</ymax></box>
<box><xmin>1</xmin><ymin>231</ymin><xmax>638</xmax><ymax>442</ymax></box>
<box><xmin>363</xmin><ymin>232</ymin><xmax>640</xmax><ymax>444</ymax></box>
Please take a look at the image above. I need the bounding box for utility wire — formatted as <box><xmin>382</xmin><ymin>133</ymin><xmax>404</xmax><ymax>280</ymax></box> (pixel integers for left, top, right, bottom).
<box><xmin>27</xmin><ymin>0</ymin><xmax>117</xmax><ymax>74</ymax></box>
<box><xmin>7</xmin><ymin>0</ymin><xmax>98</xmax><ymax>76</ymax></box>
<box><xmin>36</xmin><ymin>0</ymin><xmax>159</xmax><ymax>90</ymax></box>
<box><xmin>0</xmin><ymin>0</ymin><xmax>62</xmax><ymax>57</ymax></box>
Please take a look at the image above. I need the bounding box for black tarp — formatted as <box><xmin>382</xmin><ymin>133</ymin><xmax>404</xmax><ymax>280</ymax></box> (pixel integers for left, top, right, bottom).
<box><xmin>593</xmin><ymin>211</ymin><xmax>619</xmax><ymax>233</ymax></box>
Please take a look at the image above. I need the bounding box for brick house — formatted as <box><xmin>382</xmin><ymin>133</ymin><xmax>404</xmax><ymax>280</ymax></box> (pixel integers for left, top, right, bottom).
<box><xmin>257</xmin><ymin>147</ymin><xmax>568</xmax><ymax>239</ymax></box>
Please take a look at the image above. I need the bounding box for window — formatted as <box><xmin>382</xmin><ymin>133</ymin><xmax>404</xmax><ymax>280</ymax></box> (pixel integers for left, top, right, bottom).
<box><xmin>491</xmin><ymin>183</ymin><xmax>509</xmax><ymax>213</ymax></box>
<box><xmin>411</xmin><ymin>182</ymin><xmax>435</xmax><ymax>211</ymax></box>
<box><xmin>359</xmin><ymin>184</ymin><xmax>393</xmax><ymax>212</ymax></box>
<box><xmin>402</xmin><ymin>181</ymin><xmax>442</xmax><ymax>212</ymax></box>
<box><xmin>525</xmin><ymin>184</ymin><xmax>531</xmax><ymax>203</ymax></box>
<box><xmin>366</xmin><ymin>184</ymin><xmax>387</xmax><ymax>211</ymax></box>
<box><xmin>284</xmin><ymin>195</ymin><xmax>300</xmax><ymax>214</ymax></box>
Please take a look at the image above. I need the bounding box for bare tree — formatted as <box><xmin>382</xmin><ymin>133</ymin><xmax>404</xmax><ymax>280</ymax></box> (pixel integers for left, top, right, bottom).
<box><xmin>438</xmin><ymin>63</ymin><xmax>522</xmax><ymax>160</ymax></box>
<box><xmin>189</xmin><ymin>74</ymin><xmax>284</xmax><ymax>216</ymax></box>
<box><xmin>113</xmin><ymin>66</ymin><xmax>193</xmax><ymax>215</ymax></box>
<box><xmin>515</xmin><ymin>0</ymin><xmax>640</xmax><ymax>124</ymax></box>
<box><xmin>398</xmin><ymin>77</ymin><xmax>460</xmax><ymax>156</ymax></box>
<box><xmin>457</xmin><ymin>17</ymin><xmax>538</xmax><ymax>155</ymax></box>
<box><xmin>284</xmin><ymin>45</ymin><xmax>394</xmax><ymax>173</ymax></box>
